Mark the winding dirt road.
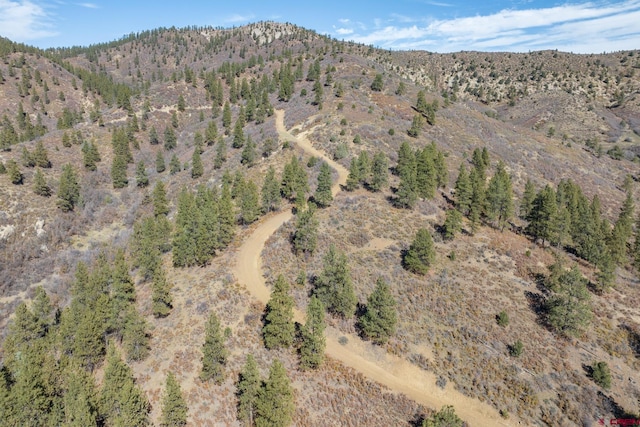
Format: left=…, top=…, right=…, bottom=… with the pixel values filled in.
left=232, top=110, right=514, bottom=427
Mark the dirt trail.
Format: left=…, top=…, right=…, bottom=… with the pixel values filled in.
left=232, top=110, right=514, bottom=427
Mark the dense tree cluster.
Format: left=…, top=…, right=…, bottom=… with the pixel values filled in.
left=395, top=141, right=447, bottom=209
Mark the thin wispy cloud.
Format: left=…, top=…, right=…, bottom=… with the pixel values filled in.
left=77, top=2, right=98, bottom=8
left=0, top=0, right=58, bottom=41
left=224, top=13, right=255, bottom=24
left=334, top=0, right=640, bottom=52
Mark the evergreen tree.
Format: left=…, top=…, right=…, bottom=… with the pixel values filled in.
left=359, top=278, right=397, bottom=345
left=395, top=155, right=418, bottom=209
left=404, top=228, right=436, bottom=275
left=423, top=405, right=463, bottom=427
left=169, top=154, right=181, bottom=174
left=256, top=359, right=295, bottom=427
left=122, top=307, right=149, bottom=362
left=442, top=208, right=462, bottom=240
left=546, top=266, right=592, bottom=337
left=152, top=265, right=172, bottom=317
left=240, top=179, right=261, bottom=225
left=153, top=181, right=169, bottom=217
left=370, top=73, right=384, bottom=91
left=111, top=154, right=129, bottom=189
left=415, top=147, right=436, bottom=199
left=6, top=159, right=23, bottom=185
left=454, top=163, right=472, bottom=215
left=263, top=275, right=295, bottom=349
left=149, top=126, right=160, bottom=145
left=293, top=204, right=319, bottom=257
left=233, top=118, right=245, bottom=148
left=241, top=135, right=257, bottom=166
left=32, top=140, right=50, bottom=168
left=370, top=152, right=389, bottom=192
left=315, top=244, right=357, bottom=318
left=214, top=137, right=227, bottom=169
left=63, top=365, right=99, bottom=427
left=200, top=312, right=228, bottom=383
left=237, top=354, right=260, bottom=426
left=485, top=161, right=514, bottom=231
left=519, top=178, right=536, bottom=219
left=345, top=157, right=361, bottom=191
left=33, top=168, right=51, bottom=197
left=164, top=126, right=177, bottom=151
left=526, top=185, right=558, bottom=246
left=160, top=372, right=187, bottom=427
left=191, top=147, right=203, bottom=178
left=156, top=150, right=166, bottom=173
left=110, top=249, right=135, bottom=336
left=135, top=161, right=149, bottom=187
left=299, top=296, right=326, bottom=370
left=634, top=212, right=640, bottom=273
left=205, top=121, right=218, bottom=145
left=57, top=163, right=80, bottom=211
left=218, top=183, right=236, bottom=247
left=261, top=166, right=281, bottom=213
left=100, top=346, right=150, bottom=427
left=222, top=102, right=232, bottom=135
left=407, top=114, right=423, bottom=138
left=314, top=161, right=333, bottom=207
left=82, top=141, right=101, bottom=171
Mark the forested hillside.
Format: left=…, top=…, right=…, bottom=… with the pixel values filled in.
left=1, top=22, right=639, bottom=426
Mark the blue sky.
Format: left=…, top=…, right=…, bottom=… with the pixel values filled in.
left=0, top=0, right=638, bottom=53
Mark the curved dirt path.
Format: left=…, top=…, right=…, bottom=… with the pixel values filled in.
left=232, top=110, right=514, bottom=427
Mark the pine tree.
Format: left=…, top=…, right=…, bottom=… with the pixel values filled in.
left=63, top=365, right=99, bottom=427
left=164, top=126, right=177, bottom=150
left=370, top=73, right=384, bottom=91
left=233, top=118, right=245, bottom=148
left=122, top=307, right=149, bottom=362
left=241, top=135, right=257, bottom=166
left=152, top=265, right=172, bottom=317
left=423, top=405, right=463, bottom=427
left=299, top=296, right=326, bottom=370
left=442, top=208, right=462, bottom=240
left=191, top=147, right=203, bottom=178
left=315, top=244, right=357, bottom=318
left=293, top=204, right=319, bottom=257
left=240, top=179, right=260, bottom=225
left=135, top=161, right=149, bottom=187
left=214, top=137, right=227, bottom=169
left=6, top=159, right=23, bottom=184
left=160, top=372, right=187, bottom=427
left=261, top=166, right=281, bottom=213
left=200, top=312, right=228, bottom=383
left=111, top=154, right=129, bottom=189
left=205, top=121, right=218, bottom=145
left=32, top=140, right=50, bottom=168
left=57, top=163, right=80, bottom=211
left=408, top=114, right=424, bottom=138
left=153, top=180, right=169, bottom=217
left=222, top=102, right=232, bottom=135
left=169, top=154, right=181, bottom=174
left=100, top=346, right=150, bottom=427
left=256, top=359, right=295, bottom=427
left=546, top=266, right=592, bottom=337
left=110, top=249, right=135, bottom=335
left=415, top=147, right=436, bottom=199
left=149, top=126, right=160, bottom=145
left=526, top=185, right=558, bottom=246
left=263, top=275, right=295, bottom=350
left=314, top=161, right=333, bottom=207
left=237, top=354, right=260, bottom=426
left=634, top=212, right=640, bottom=273
left=370, top=152, right=389, bottom=192
left=404, top=228, right=436, bottom=275
left=485, top=161, right=514, bottom=231
left=345, top=157, right=361, bottom=191
left=156, top=150, right=166, bottom=173
left=82, top=141, right=100, bottom=171
left=519, top=178, right=536, bottom=219
left=454, top=163, right=472, bottom=215
left=33, top=168, right=51, bottom=196
left=218, top=183, right=236, bottom=247
left=360, top=278, right=397, bottom=344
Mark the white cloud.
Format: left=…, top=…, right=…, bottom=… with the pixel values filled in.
left=77, top=2, right=98, bottom=8
left=335, top=27, right=353, bottom=35
left=0, top=0, right=58, bottom=41
left=334, top=0, right=640, bottom=53
left=224, top=13, right=255, bottom=24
